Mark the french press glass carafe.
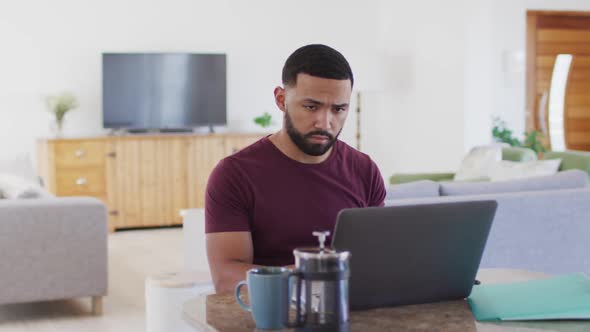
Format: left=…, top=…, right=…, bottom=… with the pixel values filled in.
left=288, top=231, right=351, bottom=330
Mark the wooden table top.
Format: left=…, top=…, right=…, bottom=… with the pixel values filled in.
left=182, top=268, right=590, bottom=331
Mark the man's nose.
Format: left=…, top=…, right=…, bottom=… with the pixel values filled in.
left=314, top=110, right=332, bottom=131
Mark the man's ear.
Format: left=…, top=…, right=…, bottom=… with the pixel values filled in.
left=274, top=86, right=286, bottom=113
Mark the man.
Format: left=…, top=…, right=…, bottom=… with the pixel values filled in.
left=205, top=44, right=386, bottom=293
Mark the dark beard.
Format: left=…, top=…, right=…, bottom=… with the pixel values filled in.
left=285, top=110, right=341, bottom=157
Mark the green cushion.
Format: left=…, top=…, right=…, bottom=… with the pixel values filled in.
left=390, top=172, right=455, bottom=185
left=502, top=147, right=537, bottom=162
left=542, top=150, right=590, bottom=177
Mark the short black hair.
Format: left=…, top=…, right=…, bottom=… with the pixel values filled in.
left=282, top=44, right=354, bottom=88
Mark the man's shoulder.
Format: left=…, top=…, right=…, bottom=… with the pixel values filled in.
left=226, top=136, right=272, bottom=164
left=334, top=140, right=382, bottom=179
left=232, top=136, right=271, bottom=157
left=215, top=136, right=272, bottom=173
left=335, top=139, right=374, bottom=165
left=335, top=140, right=385, bottom=205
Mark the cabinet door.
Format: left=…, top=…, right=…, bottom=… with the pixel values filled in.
left=52, top=139, right=107, bottom=204
left=56, top=167, right=106, bottom=196
left=54, top=141, right=105, bottom=167
left=187, top=136, right=226, bottom=208
left=38, top=139, right=107, bottom=197
left=106, top=138, right=188, bottom=229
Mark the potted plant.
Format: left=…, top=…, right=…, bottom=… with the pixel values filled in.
left=491, top=117, right=547, bottom=156
left=45, top=92, right=79, bottom=137
left=253, top=112, right=272, bottom=128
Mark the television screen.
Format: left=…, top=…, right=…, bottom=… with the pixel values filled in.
left=102, top=53, right=226, bottom=130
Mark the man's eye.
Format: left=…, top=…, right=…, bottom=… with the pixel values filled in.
left=304, top=105, right=316, bottom=111
left=334, top=107, right=346, bottom=113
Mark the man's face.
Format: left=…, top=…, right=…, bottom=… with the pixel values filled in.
left=275, top=73, right=352, bottom=156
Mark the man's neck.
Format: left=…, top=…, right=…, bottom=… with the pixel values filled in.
left=269, top=130, right=333, bottom=164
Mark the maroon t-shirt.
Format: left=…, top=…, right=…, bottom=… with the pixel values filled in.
left=205, top=136, right=386, bottom=266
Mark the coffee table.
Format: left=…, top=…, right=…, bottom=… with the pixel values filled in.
left=181, top=268, right=590, bottom=331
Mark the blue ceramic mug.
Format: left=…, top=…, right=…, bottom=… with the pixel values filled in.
left=235, top=267, right=297, bottom=329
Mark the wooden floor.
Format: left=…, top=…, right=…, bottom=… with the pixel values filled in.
left=0, top=228, right=199, bottom=332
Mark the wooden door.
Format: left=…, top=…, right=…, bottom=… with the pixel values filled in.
left=106, top=137, right=188, bottom=229
left=527, top=11, right=590, bottom=150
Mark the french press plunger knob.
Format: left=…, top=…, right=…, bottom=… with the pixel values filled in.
left=312, top=231, right=330, bottom=251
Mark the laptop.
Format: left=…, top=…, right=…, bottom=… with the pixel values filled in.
left=332, top=200, right=497, bottom=310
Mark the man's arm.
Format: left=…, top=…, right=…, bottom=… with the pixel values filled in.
left=206, top=231, right=258, bottom=294
left=368, top=158, right=387, bottom=207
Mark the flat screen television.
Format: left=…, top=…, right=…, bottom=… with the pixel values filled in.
left=102, top=53, right=226, bottom=131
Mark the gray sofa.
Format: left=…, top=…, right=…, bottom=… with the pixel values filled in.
left=385, top=170, right=590, bottom=276
left=0, top=197, right=108, bottom=314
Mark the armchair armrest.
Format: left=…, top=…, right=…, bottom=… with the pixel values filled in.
left=389, top=172, right=455, bottom=184
left=543, top=150, right=590, bottom=178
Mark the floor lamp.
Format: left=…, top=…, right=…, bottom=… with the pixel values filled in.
left=352, top=53, right=397, bottom=152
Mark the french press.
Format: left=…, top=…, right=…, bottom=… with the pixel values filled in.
left=287, top=231, right=351, bottom=330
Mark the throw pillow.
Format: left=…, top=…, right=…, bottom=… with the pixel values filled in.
left=489, top=159, right=562, bottom=182
left=0, top=173, right=53, bottom=199
left=454, top=145, right=503, bottom=181
left=0, top=154, right=39, bottom=185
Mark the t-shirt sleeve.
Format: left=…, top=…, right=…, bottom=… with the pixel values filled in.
left=367, top=158, right=386, bottom=207
left=205, top=158, right=252, bottom=233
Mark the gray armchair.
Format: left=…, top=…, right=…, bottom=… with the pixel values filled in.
left=0, top=197, right=108, bottom=314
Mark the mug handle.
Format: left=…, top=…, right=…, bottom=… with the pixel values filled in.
left=235, top=280, right=251, bottom=312
left=284, top=271, right=304, bottom=328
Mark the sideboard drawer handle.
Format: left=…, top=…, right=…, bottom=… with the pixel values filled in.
left=74, top=149, right=86, bottom=158
left=75, top=177, right=88, bottom=186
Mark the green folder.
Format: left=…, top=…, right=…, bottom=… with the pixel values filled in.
left=468, top=273, right=590, bottom=321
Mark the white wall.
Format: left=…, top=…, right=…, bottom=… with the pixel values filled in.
left=374, top=0, right=469, bottom=174
left=2, top=0, right=590, bottom=180
left=0, top=0, right=380, bottom=164
left=464, top=0, right=495, bottom=152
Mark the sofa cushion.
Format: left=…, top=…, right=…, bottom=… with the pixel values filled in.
left=454, top=145, right=502, bottom=181
left=440, top=170, right=588, bottom=196
left=386, top=180, right=440, bottom=200
left=384, top=188, right=590, bottom=275
left=489, top=159, right=562, bottom=182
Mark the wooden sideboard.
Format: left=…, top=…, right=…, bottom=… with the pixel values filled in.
left=37, top=133, right=264, bottom=231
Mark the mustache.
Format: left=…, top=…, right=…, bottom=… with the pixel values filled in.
left=304, top=131, right=334, bottom=140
